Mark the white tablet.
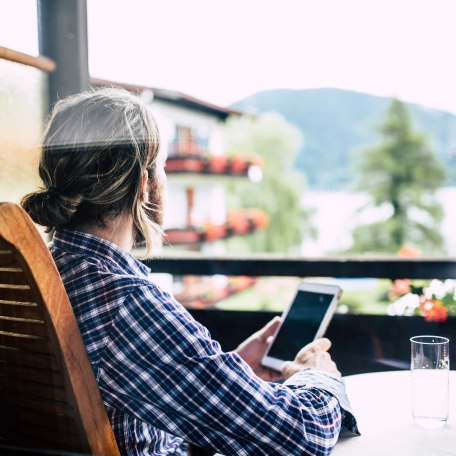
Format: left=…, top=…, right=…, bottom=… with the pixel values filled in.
left=261, top=282, right=342, bottom=371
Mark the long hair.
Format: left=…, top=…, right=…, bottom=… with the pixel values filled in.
left=21, top=87, right=163, bottom=257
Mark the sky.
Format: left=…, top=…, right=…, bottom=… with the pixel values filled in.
left=3, top=0, right=456, bottom=113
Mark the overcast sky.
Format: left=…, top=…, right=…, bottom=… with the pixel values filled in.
left=3, top=0, right=456, bottom=113
left=86, top=0, right=456, bottom=113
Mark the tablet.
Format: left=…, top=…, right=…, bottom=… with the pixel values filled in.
left=261, top=282, right=342, bottom=371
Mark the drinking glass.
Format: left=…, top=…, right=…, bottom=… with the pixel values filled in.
left=410, top=335, right=450, bottom=428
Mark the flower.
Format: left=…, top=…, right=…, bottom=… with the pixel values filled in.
left=390, top=279, right=411, bottom=296
left=387, top=293, right=419, bottom=316
left=397, top=244, right=421, bottom=258
left=389, top=246, right=454, bottom=322
left=419, top=297, right=449, bottom=323
left=388, top=278, right=455, bottom=322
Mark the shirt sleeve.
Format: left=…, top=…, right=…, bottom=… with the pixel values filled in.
left=284, top=369, right=360, bottom=435
left=98, top=284, right=357, bottom=456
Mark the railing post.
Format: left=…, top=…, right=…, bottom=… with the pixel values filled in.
left=37, top=0, right=90, bottom=111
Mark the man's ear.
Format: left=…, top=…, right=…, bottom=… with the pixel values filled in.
left=141, top=169, right=149, bottom=202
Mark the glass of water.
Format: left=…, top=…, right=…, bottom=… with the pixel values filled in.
left=410, top=335, right=450, bottom=428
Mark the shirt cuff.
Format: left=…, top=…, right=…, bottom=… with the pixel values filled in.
left=284, top=368, right=360, bottom=435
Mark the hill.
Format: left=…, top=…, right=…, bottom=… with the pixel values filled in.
left=232, top=88, right=456, bottom=190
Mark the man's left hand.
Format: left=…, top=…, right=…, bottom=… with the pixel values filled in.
left=236, top=316, right=282, bottom=382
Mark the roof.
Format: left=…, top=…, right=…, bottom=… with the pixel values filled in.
left=91, top=77, right=244, bottom=120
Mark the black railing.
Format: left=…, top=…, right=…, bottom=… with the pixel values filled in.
left=142, top=256, right=456, bottom=375
left=144, top=256, right=456, bottom=279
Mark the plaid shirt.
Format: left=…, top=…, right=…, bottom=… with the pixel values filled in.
left=50, top=229, right=358, bottom=456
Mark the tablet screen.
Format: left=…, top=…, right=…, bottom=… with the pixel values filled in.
left=267, top=290, right=335, bottom=361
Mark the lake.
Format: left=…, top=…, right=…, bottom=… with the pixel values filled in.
left=301, top=187, right=456, bottom=256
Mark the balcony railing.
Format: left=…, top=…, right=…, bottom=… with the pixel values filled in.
left=143, top=256, right=456, bottom=375
left=144, top=255, right=456, bottom=280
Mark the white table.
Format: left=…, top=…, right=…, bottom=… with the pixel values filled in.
left=333, top=371, right=456, bottom=455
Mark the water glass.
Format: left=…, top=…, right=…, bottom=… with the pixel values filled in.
left=410, top=335, right=450, bottom=428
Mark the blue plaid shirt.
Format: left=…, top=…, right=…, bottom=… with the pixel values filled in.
left=50, top=229, right=358, bottom=456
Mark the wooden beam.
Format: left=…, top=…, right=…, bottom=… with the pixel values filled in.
left=0, top=46, right=56, bottom=72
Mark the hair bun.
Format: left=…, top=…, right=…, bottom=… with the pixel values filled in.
left=40, top=187, right=59, bottom=202
left=21, top=188, right=81, bottom=230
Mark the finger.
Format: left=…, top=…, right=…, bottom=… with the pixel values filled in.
left=316, top=351, right=331, bottom=361
left=258, top=316, right=282, bottom=341
left=300, top=337, right=331, bottom=353
left=314, top=353, right=341, bottom=377
left=280, top=361, right=297, bottom=378
left=327, top=361, right=341, bottom=377
left=311, top=337, right=332, bottom=351
left=296, top=348, right=330, bottom=365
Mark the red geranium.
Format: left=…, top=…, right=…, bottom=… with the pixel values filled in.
left=390, top=279, right=412, bottom=296
left=419, top=297, right=449, bottom=322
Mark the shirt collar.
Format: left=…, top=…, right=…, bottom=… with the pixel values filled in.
left=52, top=229, right=151, bottom=277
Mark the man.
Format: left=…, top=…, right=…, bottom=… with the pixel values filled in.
left=22, top=88, right=358, bottom=455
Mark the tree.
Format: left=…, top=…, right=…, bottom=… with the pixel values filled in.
left=350, top=99, right=447, bottom=254
left=223, top=112, right=314, bottom=253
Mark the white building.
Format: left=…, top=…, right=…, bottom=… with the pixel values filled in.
left=93, top=79, right=266, bottom=307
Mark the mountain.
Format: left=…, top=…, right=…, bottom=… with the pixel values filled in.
left=231, top=88, right=456, bottom=190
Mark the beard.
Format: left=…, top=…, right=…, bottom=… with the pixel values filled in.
left=146, top=178, right=164, bottom=227
left=134, top=176, right=165, bottom=247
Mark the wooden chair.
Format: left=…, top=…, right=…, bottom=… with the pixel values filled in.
left=0, top=202, right=120, bottom=455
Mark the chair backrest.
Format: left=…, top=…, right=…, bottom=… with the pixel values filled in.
left=0, top=202, right=120, bottom=455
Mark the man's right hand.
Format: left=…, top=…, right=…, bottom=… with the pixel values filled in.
left=281, top=338, right=341, bottom=379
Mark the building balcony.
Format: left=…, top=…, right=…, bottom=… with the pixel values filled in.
left=164, top=209, right=269, bottom=245
left=165, top=154, right=262, bottom=180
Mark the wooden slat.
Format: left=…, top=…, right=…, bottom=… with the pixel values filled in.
left=0, top=403, right=79, bottom=437
left=0, top=345, right=60, bottom=370
left=0, top=255, right=19, bottom=268
left=0, top=361, right=63, bottom=387
left=0, top=284, right=30, bottom=290
left=1, top=404, right=78, bottom=434
left=1, top=393, right=74, bottom=418
left=1, top=424, right=82, bottom=453
left=0, top=301, right=42, bottom=319
left=0, top=432, right=65, bottom=453
left=0, top=317, right=47, bottom=338
left=0, top=375, right=67, bottom=402
left=0, top=244, right=15, bottom=268
left=1, top=412, right=79, bottom=438
left=1, top=436, right=80, bottom=454
left=0, top=314, right=44, bottom=325
left=0, top=331, right=53, bottom=354
left=0, top=286, right=37, bottom=303
left=0, top=269, right=28, bottom=285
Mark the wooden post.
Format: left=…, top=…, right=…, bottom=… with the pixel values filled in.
left=37, top=0, right=90, bottom=110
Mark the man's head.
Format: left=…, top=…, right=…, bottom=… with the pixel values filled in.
left=22, top=87, right=164, bottom=256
